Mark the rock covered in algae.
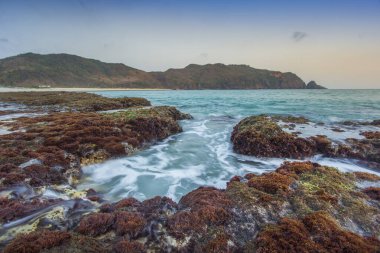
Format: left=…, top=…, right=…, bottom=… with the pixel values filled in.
left=3, top=230, right=110, bottom=253
left=0, top=92, right=194, bottom=252
left=226, top=162, right=380, bottom=240
left=0, top=106, right=190, bottom=190
left=231, top=115, right=315, bottom=158
left=231, top=115, right=380, bottom=168
left=1, top=96, right=379, bottom=252
left=4, top=162, right=378, bottom=252
left=251, top=211, right=380, bottom=253
left=0, top=91, right=151, bottom=112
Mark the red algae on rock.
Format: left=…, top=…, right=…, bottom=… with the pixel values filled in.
left=1, top=94, right=380, bottom=253
left=0, top=106, right=189, bottom=190
left=0, top=197, right=60, bottom=223
left=227, top=162, right=380, bottom=242
left=76, top=212, right=115, bottom=236
left=361, top=131, right=380, bottom=139
left=166, top=186, right=232, bottom=248
left=247, top=172, right=295, bottom=195
left=363, top=187, right=380, bottom=201
left=76, top=204, right=147, bottom=239
left=114, top=240, right=146, bottom=253
left=2, top=162, right=380, bottom=252
left=231, top=115, right=315, bottom=159
left=0, top=91, right=151, bottom=112
left=253, top=212, right=380, bottom=253
left=114, top=197, right=141, bottom=209
left=3, top=230, right=71, bottom=253
left=178, top=186, right=232, bottom=226
left=254, top=217, right=319, bottom=253
left=0, top=92, right=198, bottom=252
left=114, top=211, right=146, bottom=237
left=231, top=115, right=380, bottom=168
left=200, top=233, right=232, bottom=253
left=179, top=186, right=231, bottom=209
left=275, top=161, right=316, bottom=178
left=353, top=171, right=380, bottom=181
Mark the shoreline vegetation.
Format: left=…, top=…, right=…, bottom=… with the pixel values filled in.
left=1, top=91, right=379, bottom=252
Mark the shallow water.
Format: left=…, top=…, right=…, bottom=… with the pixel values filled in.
left=78, top=89, right=380, bottom=202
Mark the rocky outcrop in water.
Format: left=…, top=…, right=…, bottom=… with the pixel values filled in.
left=0, top=91, right=151, bottom=112
left=0, top=92, right=191, bottom=189
left=231, top=115, right=315, bottom=159
left=0, top=106, right=189, bottom=187
left=231, top=115, right=380, bottom=169
left=0, top=92, right=193, bottom=250
left=306, top=80, right=326, bottom=89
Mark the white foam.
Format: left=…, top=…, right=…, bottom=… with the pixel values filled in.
left=311, top=156, right=380, bottom=176
left=0, top=128, right=11, bottom=135
left=42, top=189, right=69, bottom=200
left=0, top=102, right=26, bottom=111
left=0, top=112, right=46, bottom=121
left=19, top=159, right=42, bottom=169
left=280, top=121, right=379, bottom=143
left=79, top=114, right=380, bottom=202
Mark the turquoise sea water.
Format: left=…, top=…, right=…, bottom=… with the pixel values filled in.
left=78, top=89, right=380, bottom=202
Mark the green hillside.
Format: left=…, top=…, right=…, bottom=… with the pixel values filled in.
left=0, top=53, right=325, bottom=89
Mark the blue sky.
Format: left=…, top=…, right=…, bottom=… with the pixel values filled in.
left=0, top=0, right=380, bottom=88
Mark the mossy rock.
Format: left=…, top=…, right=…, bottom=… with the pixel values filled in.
left=231, top=115, right=315, bottom=158
left=0, top=92, right=151, bottom=112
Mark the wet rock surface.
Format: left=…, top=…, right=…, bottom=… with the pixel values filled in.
left=0, top=92, right=151, bottom=112
left=2, top=161, right=380, bottom=252
left=231, top=115, right=380, bottom=169
left=0, top=106, right=188, bottom=189
left=231, top=115, right=316, bottom=159
left=0, top=92, right=192, bottom=251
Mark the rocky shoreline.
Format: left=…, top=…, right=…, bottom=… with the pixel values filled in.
left=0, top=92, right=379, bottom=253
left=232, top=115, right=380, bottom=170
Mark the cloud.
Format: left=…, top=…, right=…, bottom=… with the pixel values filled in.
left=0, top=38, right=9, bottom=43
left=200, top=53, right=208, bottom=59
left=292, top=32, right=307, bottom=42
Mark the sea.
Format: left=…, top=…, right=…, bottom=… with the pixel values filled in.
left=77, top=89, right=380, bottom=202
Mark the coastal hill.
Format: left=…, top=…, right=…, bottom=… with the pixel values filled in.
left=151, top=63, right=310, bottom=89
left=0, top=53, right=326, bottom=89
left=0, top=53, right=160, bottom=88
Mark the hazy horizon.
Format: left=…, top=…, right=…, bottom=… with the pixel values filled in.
left=1, top=0, right=380, bottom=89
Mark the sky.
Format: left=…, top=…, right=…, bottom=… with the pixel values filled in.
left=0, top=0, right=380, bottom=88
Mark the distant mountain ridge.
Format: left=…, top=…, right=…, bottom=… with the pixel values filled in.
left=0, top=53, right=326, bottom=89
